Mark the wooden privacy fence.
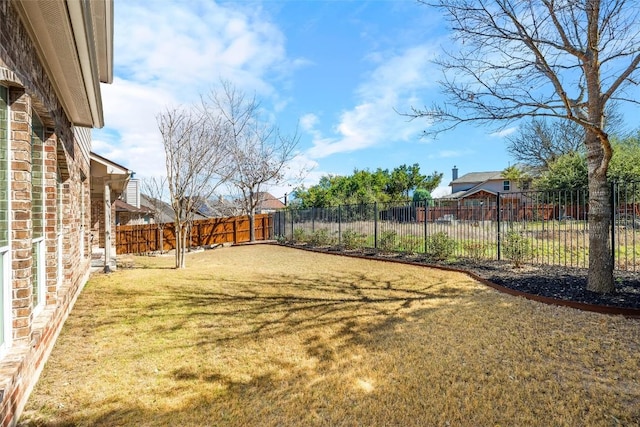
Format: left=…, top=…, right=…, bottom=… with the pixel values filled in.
left=115, top=214, right=273, bottom=255
left=420, top=204, right=588, bottom=222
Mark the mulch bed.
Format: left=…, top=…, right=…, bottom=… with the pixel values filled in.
left=284, top=243, right=640, bottom=313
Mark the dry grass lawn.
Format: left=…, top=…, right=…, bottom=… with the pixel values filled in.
left=19, top=244, right=640, bottom=426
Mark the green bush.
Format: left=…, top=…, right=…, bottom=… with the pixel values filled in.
left=401, top=235, right=423, bottom=254
left=293, top=228, right=308, bottom=243
left=309, top=228, right=333, bottom=246
left=463, top=241, right=489, bottom=262
left=426, top=232, right=456, bottom=261
left=379, top=230, right=398, bottom=252
left=502, top=230, right=532, bottom=267
left=341, top=229, right=366, bottom=250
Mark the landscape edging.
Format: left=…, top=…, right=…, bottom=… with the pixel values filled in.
left=271, top=243, right=640, bottom=318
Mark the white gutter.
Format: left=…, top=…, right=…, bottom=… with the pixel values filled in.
left=66, top=0, right=104, bottom=128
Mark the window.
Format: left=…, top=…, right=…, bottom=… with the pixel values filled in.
left=32, top=113, right=45, bottom=314
left=0, top=86, right=10, bottom=349
left=503, top=180, right=511, bottom=191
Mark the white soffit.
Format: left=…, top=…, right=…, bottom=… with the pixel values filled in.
left=14, top=0, right=113, bottom=128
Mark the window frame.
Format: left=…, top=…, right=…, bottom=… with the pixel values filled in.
left=31, top=112, right=46, bottom=315
left=0, top=86, right=11, bottom=351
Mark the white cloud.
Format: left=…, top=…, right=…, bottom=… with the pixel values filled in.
left=300, top=113, right=320, bottom=133
left=305, top=44, right=439, bottom=159
left=490, top=126, right=518, bottom=138
left=427, top=149, right=475, bottom=159
left=113, top=1, right=291, bottom=96
left=431, top=185, right=452, bottom=198
left=96, top=0, right=301, bottom=178
left=93, top=78, right=173, bottom=176
left=264, top=153, right=320, bottom=199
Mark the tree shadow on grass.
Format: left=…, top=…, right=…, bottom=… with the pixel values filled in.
left=20, top=269, right=488, bottom=427
left=141, top=270, right=478, bottom=346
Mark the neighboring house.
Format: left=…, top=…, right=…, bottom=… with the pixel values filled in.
left=200, top=196, right=243, bottom=218
left=115, top=199, right=152, bottom=226
left=0, top=1, right=113, bottom=425
left=255, top=192, right=285, bottom=213
left=116, top=179, right=152, bottom=226
left=140, top=193, right=175, bottom=224
left=431, top=166, right=541, bottom=222
left=139, top=194, right=210, bottom=224
left=442, top=166, right=531, bottom=207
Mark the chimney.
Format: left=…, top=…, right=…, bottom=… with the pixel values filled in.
left=452, top=165, right=459, bottom=181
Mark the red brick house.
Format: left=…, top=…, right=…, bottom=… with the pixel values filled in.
left=0, top=1, right=113, bottom=425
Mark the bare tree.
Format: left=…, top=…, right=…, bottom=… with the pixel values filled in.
left=158, top=106, right=230, bottom=268
left=508, top=108, right=625, bottom=168
left=409, top=0, right=640, bottom=293
left=141, top=176, right=169, bottom=253
left=208, top=81, right=299, bottom=242
left=507, top=118, right=584, bottom=168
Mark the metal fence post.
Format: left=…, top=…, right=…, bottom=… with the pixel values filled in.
left=424, top=201, right=428, bottom=254
left=338, top=205, right=342, bottom=245
left=290, top=209, right=294, bottom=239
left=497, top=192, right=501, bottom=261
left=374, top=202, right=378, bottom=250
left=611, top=181, right=616, bottom=268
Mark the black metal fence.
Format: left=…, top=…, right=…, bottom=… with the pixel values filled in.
left=274, top=183, right=640, bottom=271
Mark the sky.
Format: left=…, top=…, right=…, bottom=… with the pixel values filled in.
left=92, top=0, right=640, bottom=200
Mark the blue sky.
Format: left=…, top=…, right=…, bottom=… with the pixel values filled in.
left=92, top=0, right=640, bottom=199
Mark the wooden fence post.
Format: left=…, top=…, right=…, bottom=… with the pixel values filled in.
left=233, top=217, right=238, bottom=244
left=262, top=215, right=267, bottom=240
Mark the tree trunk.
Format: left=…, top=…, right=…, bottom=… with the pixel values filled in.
left=158, top=225, right=164, bottom=254
left=249, top=208, right=256, bottom=242
left=586, top=133, right=615, bottom=293
left=175, top=222, right=183, bottom=269
left=180, top=226, right=187, bottom=269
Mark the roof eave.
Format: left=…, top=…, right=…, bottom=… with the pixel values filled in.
left=14, top=0, right=113, bottom=128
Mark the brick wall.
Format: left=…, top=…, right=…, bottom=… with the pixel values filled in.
left=9, top=88, right=31, bottom=343
left=0, top=1, right=93, bottom=425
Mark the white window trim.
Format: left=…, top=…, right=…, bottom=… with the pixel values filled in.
left=32, top=236, right=45, bottom=316
left=57, top=234, right=63, bottom=288
left=0, top=247, right=10, bottom=354
left=32, top=113, right=46, bottom=315
left=0, top=86, right=12, bottom=353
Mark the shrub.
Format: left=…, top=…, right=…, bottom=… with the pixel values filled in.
left=379, top=230, right=398, bottom=252
left=400, top=236, right=423, bottom=254
left=293, top=228, right=308, bottom=243
left=341, top=229, right=366, bottom=250
left=309, top=228, right=333, bottom=246
left=502, top=230, right=532, bottom=267
left=463, top=241, right=489, bottom=262
left=426, top=231, right=456, bottom=261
